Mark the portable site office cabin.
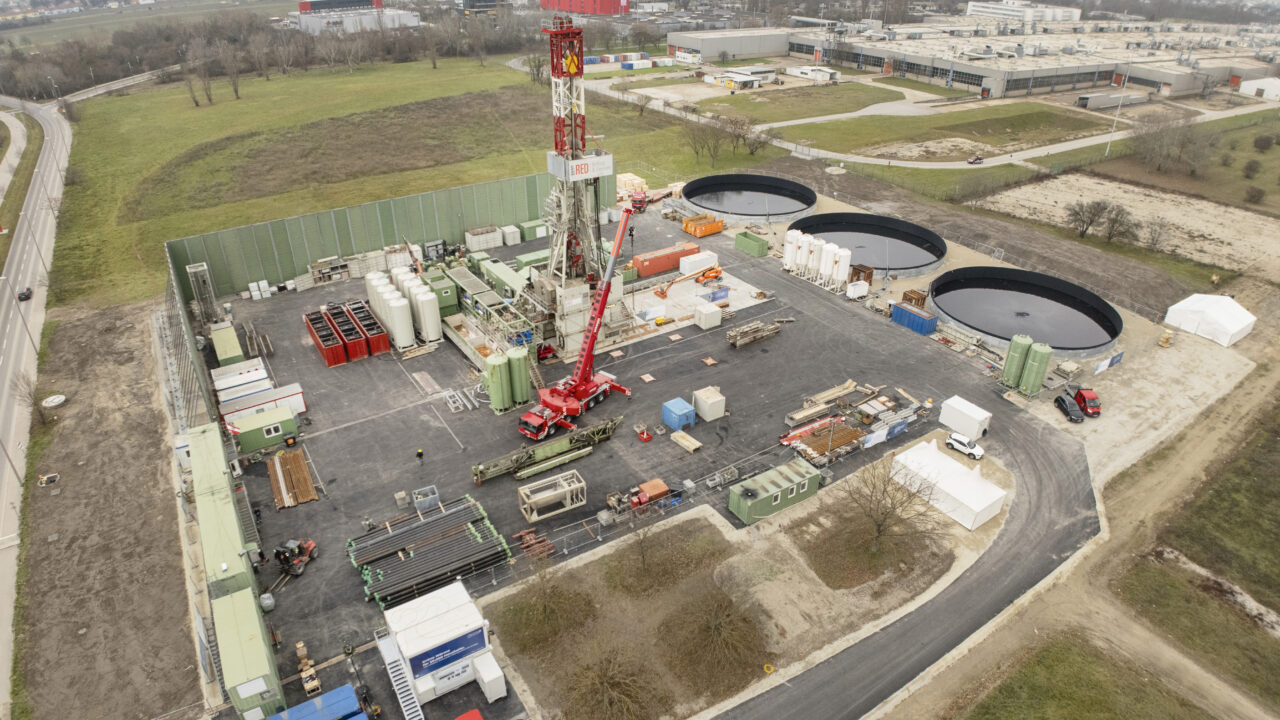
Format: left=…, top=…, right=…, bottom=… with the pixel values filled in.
left=728, top=458, right=821, bottom=525
left=219, top=383, right=307, bottom=424
left=190, top=424, right=257, bottom=600
left=210, top=322, right=246, bottom=367
left=213, top=588, right=286, bottom=720
left=232, top=407, right=297, bottom=455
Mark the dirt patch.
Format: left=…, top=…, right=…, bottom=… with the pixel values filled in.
left=863, top=137, right=990, bottom=162
left=1172, top=91, right=1261, bottom=112
left=16, top=302, right=201, bottom=720
left=971, top=173, right=1280, bottom=277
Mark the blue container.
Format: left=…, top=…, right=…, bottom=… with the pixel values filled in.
left=662, top=398, right=696, bottom=431
left=701, top=287, right=730, bottom=303
left=887, top=419, right=909, bottom=439
left=584, top=56, right=600, bottom=64
left=640, top=51, right=650, bottom=59
left=890, top=303, right=938, bottom=336
left=269, top=684, right=364, bottom=720
left=621, top=61, right=636, bottom=70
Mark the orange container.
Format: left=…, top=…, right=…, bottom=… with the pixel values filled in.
left=638, top=479, right=670, bottom=502
left=634, top=242, right=701, bottom=277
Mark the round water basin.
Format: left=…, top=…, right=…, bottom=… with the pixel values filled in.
left=789, top=213, right=946, bottom=277
left=929, top=267, right=1122, bottom=354
left=682, top=174, right=817, bottom=218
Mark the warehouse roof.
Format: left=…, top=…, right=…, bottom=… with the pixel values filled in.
left=670, top=27, right=789, bottom=40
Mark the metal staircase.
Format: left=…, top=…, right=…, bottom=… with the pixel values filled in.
left=204, top=617, right=230, bottom=703
left=528, top=358, right=546, bottom=390
left=231, top=480, right=261, bottom=550
left=375, top=628, right=425, bottom=720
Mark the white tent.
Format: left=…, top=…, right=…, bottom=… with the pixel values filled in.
left=1164, top=294, right=1256, bottom=347
left=892, top=440, right=1007, bottom=531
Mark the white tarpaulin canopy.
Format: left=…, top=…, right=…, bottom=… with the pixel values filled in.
left=1164, top=294, right=1256, bottom=347
left=892, top=440, right=1007, bottom=531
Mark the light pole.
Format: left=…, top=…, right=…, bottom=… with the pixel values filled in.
left=0, top=276, right=40, bottom=354
left=1104, top=60, right=1131, bottom=157
left=46, top=75, right=59, bottom=100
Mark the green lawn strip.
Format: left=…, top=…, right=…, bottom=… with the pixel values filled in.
left=56, top=60, right=779, bottom=307
left=0, top=114, right=43, bottom=276
left=612, top=76, right=701, bottom=92
left=965, top=632, right=1214, bottom=720
left=584, top=65, right=682, bottom=79
left=873, top=76, right=973, bottom=97
left=9, top=319, right=60, bottom=720
left=1, top=0, right=298, bottom=48
left=781, top=102, right=1108, bottom=156
left=1159, top=407, right=1280, bottom=611
left=964, top=204, right=1231, bottom=291
left=710, top=57, right=773, bottom=67
left=1113, top=560, right=1280, bottom=710
left=844, top=162, right=1039, bottom=202
left=697, top=82, right=904, bottom=124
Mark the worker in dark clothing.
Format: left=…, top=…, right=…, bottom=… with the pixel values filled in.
left=628, top=225, right=635, bottom=255
left=416, top=449, right=424, bottom=463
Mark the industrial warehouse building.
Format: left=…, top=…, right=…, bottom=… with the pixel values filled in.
left=965, top=0, right=1081, bottom=24
left=290, top=7, right=420, bottom=35
left=664, top=21, right=1277, bottom=98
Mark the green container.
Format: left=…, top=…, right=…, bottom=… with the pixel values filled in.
left=1018, top=342, right=1053, bottom=397
left=621, top=265, right=638, bottom=282
left=1001, top=334, right=1033, bottom=388
left=428, top=278, right=458, bottom=315
left=516, top=249, right=551, bottom=271
left=735, top=231, right=769, bottom=258
left=467, top=252, right=491, bottom=275
left=507, top=346, right=531, bottom=405
left=486, top=352, right=511, bottom=412
left=519, top=220, right=546, bottom=241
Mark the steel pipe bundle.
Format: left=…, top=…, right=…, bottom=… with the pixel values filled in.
left=347, top=498, right=478, bottom=568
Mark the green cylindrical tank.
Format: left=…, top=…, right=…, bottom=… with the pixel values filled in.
left=1001, top=334, right=1034, bottom=388
left=507, top=346, right=531, bottom=405
left=1018, top=342, right=1053, bottom=396
left=486, top=353, right=511, bottom=411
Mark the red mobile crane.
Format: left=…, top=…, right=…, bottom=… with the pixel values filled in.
left=518, top=210, right=634, bottom=440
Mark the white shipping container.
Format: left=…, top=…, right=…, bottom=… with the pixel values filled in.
left=217, top=378, right=273, bottom=404
left=500, top=225, right=521, bottom=246
left=939, top=396, right=992, bottom=439
left=220, top=383, right=307, bottom=423
left=679, top=250, right=719, bottom=276
left=211, top=358, right=267, bottom=391
left=694, top=303, right=722, bottom=330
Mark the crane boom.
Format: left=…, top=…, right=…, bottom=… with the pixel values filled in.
left=570, top=207, right=632, bottom=387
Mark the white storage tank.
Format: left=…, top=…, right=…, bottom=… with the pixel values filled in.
left=377, top=288, right=401, bottom=328
left=834, top=247, right=852, bottom=288
left=818, top=242, right=837, bottom=280
left=390, top=266, right=413, bottom=295
left=782, top=234, right=797, bottom=271
left=365, top=271, right=387, bottom=300
left=388, top=297, right=415, bottom=350
left=806, top=236, right=822, bottom=276
left=421, top=290, right=442, bottom=342
left=407, top=284, right=429, bottom=335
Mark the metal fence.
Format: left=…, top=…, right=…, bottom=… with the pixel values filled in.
left=156, top=257, right=217, bottom=433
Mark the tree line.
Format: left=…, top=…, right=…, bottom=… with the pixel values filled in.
left=0, top=8, right=553, bottom=102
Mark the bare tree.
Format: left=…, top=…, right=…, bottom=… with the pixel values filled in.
left=465, top=17, right=489, bottom=66
left=682, top=122, right=707, bottom=160
left=1132, top=118, right=1218, bottom=176
left=1143, top=217, right=1172, bottom=250
left=668, top=580, right=767, bottom=679
left=628, top=22, right=658, bottom=53
left=423, top=25, right=440, bottom=70
left=629, top=517, right=657, bottom=571
left=745, top=128, right=776, bottom=155
left=1065, top=199, right=1112, bottom=237
left=342, top=33, right=367, bottom=73
left=317, top=33, right=342, bottom=69
left=216, top=40, right=242, bottom=100
left=188, top=37, right=214, bottom=104
left=275, top=32, right=299, bottom=75
left=704, top=123, right=728, bottom=168
left=11, top=373, right=45, bottom=425
left=1101, top=204, right=1139, bottom=243
left=248, top=32, right=272, bottom=80
left=838, top=456, right=938, bottom=554
left=566, top=641, right=654, bottom=720
left=182, top=66, right=200, bottom=107
left=584, top=20, right=616, bottom=51
left=525, top=53, right=547, bottom=84
left=720, top=115, right=752, bottom=153
left=718, top=49, right=730, bottom=64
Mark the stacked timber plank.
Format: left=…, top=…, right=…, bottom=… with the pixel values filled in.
left=347, top=497, right=509, bottom=610
left=794, top=422, right=865, bottom=463
left=266, top=449, right=318, bottom=510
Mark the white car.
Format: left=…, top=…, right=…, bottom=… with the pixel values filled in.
left=946, top=432, right=984, bottom=460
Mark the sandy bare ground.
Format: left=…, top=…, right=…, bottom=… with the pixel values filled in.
left=878, top=275, right=1280, bottom=720
left=972, top=174, right=1280, bottom=277
left=16, top=303, right=201, bottom=720
left=862, top=137, right=991, bottom=161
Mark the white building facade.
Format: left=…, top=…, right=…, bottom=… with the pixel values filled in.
left=965, top=0, right=1081, bottom=23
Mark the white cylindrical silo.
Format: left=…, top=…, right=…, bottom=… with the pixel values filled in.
left=796, top=235, right=811, bottom=276
left=377, top=288, right=400, bottom=328
left=406, top=284, right=428, bottom=336
left=818, top=242, right=835, bottom=280
left=364, top=271, right=387, bottom=300
left=786, top=228, right=803, bottom=244
left=835, top=247, right=852, bottom=289
left=421, top=290, right=442, bottom=342
left=388, top=297, right=415, bottom=350
left=806, top=235, right=822, bottom=276
left=390, top=266, right=412, bottom=295
left=782, top=233, right=797, bottom=271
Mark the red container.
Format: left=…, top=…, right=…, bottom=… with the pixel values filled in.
left=634, top=242, right=700, bottom=278
left=325, top=305, right=369, bottom=361
left=304, top=311, right=346, bottom=368
left=346, top=301, right=391, bottom=356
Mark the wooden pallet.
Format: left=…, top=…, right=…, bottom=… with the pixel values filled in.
left=267, top=449, right=319, bottom=510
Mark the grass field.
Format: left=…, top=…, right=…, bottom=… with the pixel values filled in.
left=1114, top=561, right=1280, bottom=710
left=0, top=114, right=40, bottom=275
left=584, top=65, right=681, bottom=79
left=710, top=57, right=774, bottom=67
left=845, top=162, right=1039, bottom=201
left=1091, top=115, right=1280, bottom=215
left=0, top=0, right=297, bottom=48
left=1159, top=405, right=1280, bottom=613
left=781, top=102, right=1110, bottom=156
left=873, top=76, right=973, bottom=98
left=696, top=82, right=904, bottom=124
left=965, top=634, right=1213, bottom=720
left=57, top=58, right=781, bottom=306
